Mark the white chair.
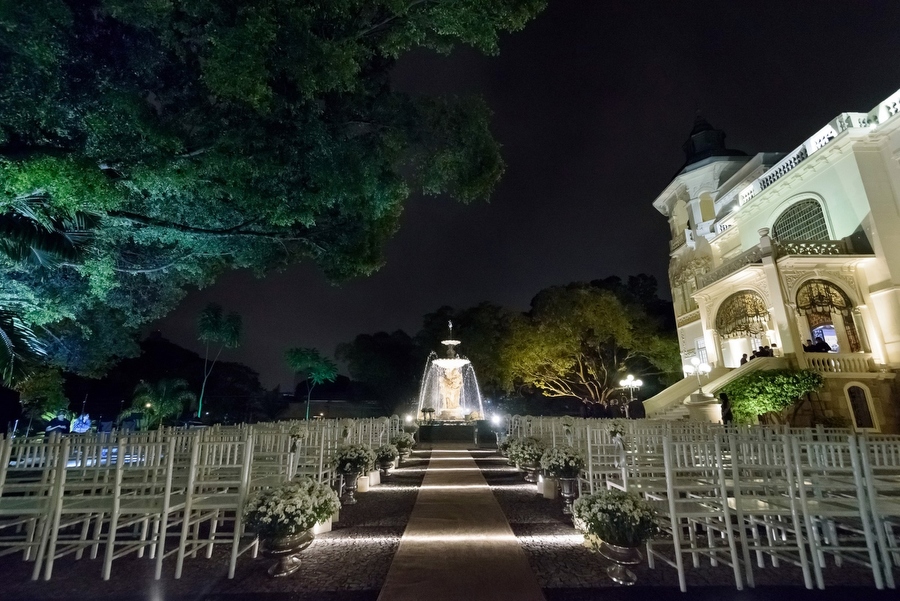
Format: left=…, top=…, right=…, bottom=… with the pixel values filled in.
left=174, top=433, right=256, bottom=579
left=646, top=436, right=743, bottom=591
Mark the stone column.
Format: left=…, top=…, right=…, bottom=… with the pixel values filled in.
left=831, top=311, right=852, bottom=353
left=758, top=228, right=799, bottom=355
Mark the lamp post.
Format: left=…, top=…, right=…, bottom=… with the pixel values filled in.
left=683, top=357, right=712, bottom=394
left=618, top=374, right=643, bottom=402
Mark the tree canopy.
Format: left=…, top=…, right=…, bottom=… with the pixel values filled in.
left=497, top=279, right=680, bottom=403
left=0, top=0, right=545, bottom=376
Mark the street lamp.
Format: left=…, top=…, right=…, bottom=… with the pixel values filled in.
left=618, top=374, right=643, bottom=402
left=683, top=356, right=712, bottom=393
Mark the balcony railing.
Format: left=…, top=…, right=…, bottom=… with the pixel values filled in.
left=670, top=231, right=686, bottom=251
left=697, top=246, right=764, bottom=289
left=803, top=352, right=875, bottom=374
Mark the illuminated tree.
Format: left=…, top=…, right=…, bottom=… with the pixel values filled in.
left=498, top=283, right=680, bottom=404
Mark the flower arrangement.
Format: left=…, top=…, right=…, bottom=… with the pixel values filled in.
left=498, top=436, right=518, bottom=457
left=572, top=489, right=659, bottom=549
left=540, top=445, right=585, bottom=478
left=331, top=443, right=376, bottom=475
left=244, top=478, right=340, bottom=538
left=390, top=432, right=416, bottom=451
left=509, top=437, right=545, bottom=466
left=375, top=444, right=399, bottom=463
left=289, top=423, right=309, bottom=441
left=605, top=419, right=629, bottom=439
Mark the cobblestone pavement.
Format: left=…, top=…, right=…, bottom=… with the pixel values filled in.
left=2, top=446, right=898, bottom=601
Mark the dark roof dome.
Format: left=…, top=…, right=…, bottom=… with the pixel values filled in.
left=679, top=114, right=747, bottom=172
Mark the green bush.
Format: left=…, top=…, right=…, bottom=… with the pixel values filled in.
left=719, top=369, right=823, bottom=424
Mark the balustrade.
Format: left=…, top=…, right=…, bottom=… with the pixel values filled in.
left=803, top=352, right=874, bottom=374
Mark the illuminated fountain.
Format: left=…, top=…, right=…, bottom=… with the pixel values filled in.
left=417, top=321, right=484, bottom=421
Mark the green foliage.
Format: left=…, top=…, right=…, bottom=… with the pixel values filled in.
left=196, top=302, right=242, bottom=417
left=719, top=369, right=824, bottom=424
left=285, top=346, right=338, bottom=420
left=0, top=0, right=545, bottom=375
left=0, top=310, right=46, bottom=385
left=131, top=378, right=195, bottom=429
left=15, top=366, right=68, bottom=421
left=498, top=281, right=680, bottom=403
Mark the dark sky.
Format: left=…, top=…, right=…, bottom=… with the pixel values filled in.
left=156, top=1, right=900, bottom=389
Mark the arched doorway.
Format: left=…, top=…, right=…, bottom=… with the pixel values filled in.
left=715, top=291, right=771, bottom=366
left=795, top=279, right=860, bottom=353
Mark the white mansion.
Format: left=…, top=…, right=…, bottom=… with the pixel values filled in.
left=645, top=87, right=900, bottom=433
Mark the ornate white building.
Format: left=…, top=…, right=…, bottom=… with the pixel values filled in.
left=646, top=88, right=900, bottom=432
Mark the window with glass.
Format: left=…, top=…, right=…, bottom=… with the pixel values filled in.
left=846, top=385, right=875, bottom=430
left=772, top=199, right=829, bottom=241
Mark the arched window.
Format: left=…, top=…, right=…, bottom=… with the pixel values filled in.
left=845, top=385, right=877, bottom=431
left=715, top=291, right=769, bottom=339
left=772, top=199, right=828, bottom=241
left=795, top=279, right=860, bottom=352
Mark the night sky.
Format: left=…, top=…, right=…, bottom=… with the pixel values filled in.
left=156, top=1, right=900, bottom=390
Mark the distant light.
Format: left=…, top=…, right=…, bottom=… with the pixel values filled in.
left=491, top=414, right=501, bottom=425
left=145, top=402, right=152, bottom=409
left=404, top=414, right=413, bottom=423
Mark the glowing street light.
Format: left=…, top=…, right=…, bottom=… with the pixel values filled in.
left=683, top=356, right=712, bottom=393
left=618, top=375, right=643, bottom=402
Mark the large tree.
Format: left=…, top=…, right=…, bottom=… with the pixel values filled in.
left=498, top=282, right=680, bottom=404
left=0, top=0, right=545, bottom=375
left=285, top=346, right=338, bottom=420
left=336, top=329, right=420, bottom=411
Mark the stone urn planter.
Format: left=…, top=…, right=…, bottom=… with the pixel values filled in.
left=523, top=460, right=540, bottom=483
left=558, top=477, right=579, bottom=514
left=378, top=458, right=394, bottom=477
left=341, top=472, right=360, bottom=505
left=261, top=530, right=315, bottom=578
left=598, top=540, right=642, bottom=586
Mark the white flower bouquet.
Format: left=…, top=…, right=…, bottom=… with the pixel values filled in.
left=572, top=489, right=659, bottom=548
left=606, top=419, right=629, bottom=439
left=390, top=432, right=416, bottom=451
left=244, top=478, right=340, bottom=538
left=540, top=445, right=585, bottom=478
left=289, top=423, right=309, bottom=441
left=509, top=437, right=545, bottom=466
left=331, top=443, right=376, bottom=475
left=498, top=436, right=519, bottom=457
left=375, top=443, right=399, bottom=463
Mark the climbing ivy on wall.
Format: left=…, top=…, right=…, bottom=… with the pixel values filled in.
left=719, top=369, right=824, bottom=424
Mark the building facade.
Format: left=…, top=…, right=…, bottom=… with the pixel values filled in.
left=651, top=88, right=900, bottom=432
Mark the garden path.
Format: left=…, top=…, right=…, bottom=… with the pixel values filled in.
left=377, top=444, right=545, bottom=601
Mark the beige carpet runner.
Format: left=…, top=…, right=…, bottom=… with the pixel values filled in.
left=377, top=445, right=545, bottom=601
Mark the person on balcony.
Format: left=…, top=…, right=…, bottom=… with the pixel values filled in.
left=813, top=336, right=831, bottom=352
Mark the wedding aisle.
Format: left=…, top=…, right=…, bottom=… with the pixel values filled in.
left=377, top=444, right=545, bottom=601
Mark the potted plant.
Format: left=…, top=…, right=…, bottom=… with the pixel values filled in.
left=572, top=489, right=659, bottom=585
left=512, top=437, right=545, bottom=483
left=540, top=446, right=585, bottom=513
left=331, top=443, right=376, bottom=505
left=498, top=436, right=517, bottom=459
left=244, top=478, right=340, bottom=577
left=390, top=432, right=416, bottom=461
left=375, top=443, right=399, bottom=477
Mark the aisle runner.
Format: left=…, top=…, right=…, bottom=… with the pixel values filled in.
left=377, top=446, right=545, bottom=601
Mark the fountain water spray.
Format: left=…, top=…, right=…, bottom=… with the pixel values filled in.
left=416, top=321, right=485, bottom=420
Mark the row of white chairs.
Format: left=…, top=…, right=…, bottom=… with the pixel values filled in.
left=503, top=417, right=899, bottom=591
left=0, top=416, right=404, bottom=581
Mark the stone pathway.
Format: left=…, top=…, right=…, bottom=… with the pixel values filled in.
left=377, top=445, right=544, bottom=601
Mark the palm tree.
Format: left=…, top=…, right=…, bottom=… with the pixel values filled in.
left=132, top=379, right=196, bottom=430
left=0, top=197, right=96, bottom=267
left=196, top=303, right=242, bottom=418
left=285, top=347, right=338, bottom=421
left=0, top=310, right=46, bottom=386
